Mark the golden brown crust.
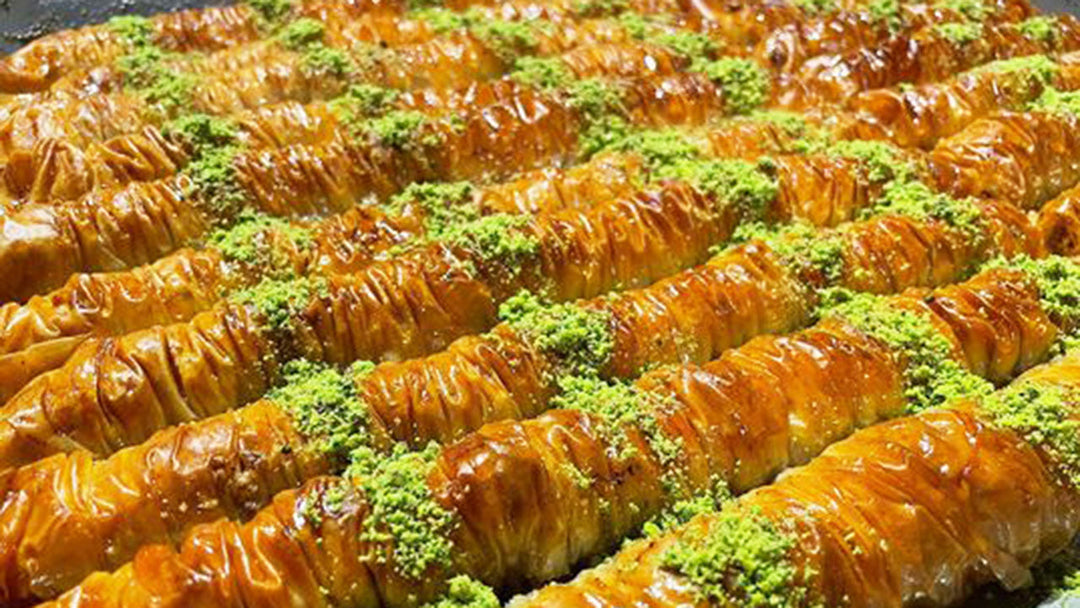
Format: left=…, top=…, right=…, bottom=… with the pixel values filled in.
left=37, top=266, right=1064, bottom=608
left=930, top=110, right=1080, bottom=208
left=0, top=0, right=402, bottom=94
left=844, top=58, right=1080, bottom=149
left=776, top=18, right=1080, bottom=109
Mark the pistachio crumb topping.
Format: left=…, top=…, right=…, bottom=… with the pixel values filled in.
left=163, top=112, right=238, bottom=150
left=329, top=84, right=400, bottom=123
left=421, top=576, right=500, bottom=608
left=117, top=46, right=197, bottom=111
left=641, top=476, right=731, bottom=538
left=866, top=178, right=985, bottom=241
left=441, top=214, right=539, bottom=269
left=231, top=276, right=327, bottom=330
left=1018, top=16, right=1058, bottom=42
left=573, top=0, right=630, bottom=16
left=206, top=209, right=313, bottom=269
left=661, top=507, right=806, bottom=607
left=700, top=58, right=770, bottom=115
left=566, top=78, right=624, bottom=119
left=247, top=0, right=293, bottom=24
left=468, top=14, right=542, bottom=63
left=388, top=181, right=477, bottom=235
left=351, top=442, right=457, bottom=580
left=828, top=139, right=912, bottom=182
left=553, top=374, right=684, bottom=472
left=277, top=17, right=326, bottom=50
left=731, top=221, right=846, bottom=283
left=509, top=56, right=574, bottom=90
left=362, top=110, right=431, bottom=149
left=498, top=290, right=615, bottom=375
left=971, top=54, right=1058, bottom=84
left=791, top=0, right=837, bottom=15
left=934, top=21, right=983, bottom=43
left=868, top=0, right=903, bottom=31
left=107, top=15, right=153, bottom=46
left=1032, top=86, right=1080, bottom=118
left=269, top=359, right=374, bottom=462
left=982, top=381, right=1080, bottom=486
left=934, top=0, right=993, bottom=21
left=823, top=291, right=994, bottom=411
left=985, top=255, right=1080, bottom=342
left=414, top=8, right=470, bottom=34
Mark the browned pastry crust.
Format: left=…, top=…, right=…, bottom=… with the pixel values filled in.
left=0, top=0, right=402, bottom=94
left=516, top=348, right=1080, bottom=608
left=0, top=178, right=733, bottom=472
left=0, top=86, right=582, bottom=303
left=843, top=53, right=1080, bottom=149
left=756, top=0, right=1035, bottom=72
left=775, top=16, right=1080, bottom=109
left=930, top=109, right=1080, bottom=208
left=30, top=266, right=1063, bottom=608
left=0, top=189, right=1044, bottom=605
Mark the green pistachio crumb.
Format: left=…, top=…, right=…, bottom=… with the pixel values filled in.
left=269, top=359, right=374, bottom=462
left=1032, top=86, right=1080, bottom=118
left=971, top=54, right=1058, bottom=84
left=554, top=374, right=684, bottom=472
left=655, top=30, right=718, bottom=63
left=329, top=84, right=400, bottom=124
left=413, top=8, right=470, bottom=34
left=732, top=221, right=845, bottom=283
left=934, top=0, right=992, bottom=20
left=421, top=576, right=500, bottom=608
left=573, top=0, right=630, bottom=16
left=207, top=209, right=313, bottom=269
left=829, top=139, right=912, bottom=183
left=934, top=21, right=983, bottom=43
left=163, top=113, right=238, bottom=151
left=566, top=78, right=623, bottom=119
left=388, top=181, right=478, bottom=236
left=186, top=144, right=245, bottom=215
left=661, top=507, right=805, bottom=607
left=231, top=276, right=326, bottom=330
left=117, top=45, right=196, bottom=111
left=468, top=14, right=541, bottom=63
left=353, top=443, right=457, bottom=580
left=985, top=255, right=1080, bottom=335
left=510, top=56, right=574, bottom=90
left=641, top=477, right=731, bottom=538
left=441, top=214, right=539, bottom=269
left=700, top=58, right=770, bottom=115
left=277, top=17, right=326, bottom=50
left=867, top=179, right=984, bottom=241
left=499, top=290, right=615, bottom=374
left=363, top=110, right=430, bottom=149
left=247, top=0, right=293, bottom=23
left=107, top=15, right=153, bottom=47
left=824, top=291, right=994, bottom=411
left=578, top=114, right=633, bottom=158
left=981, top=381, right=1080, bottom=486
left=792, top=0, right=836, bottom=15
left=1019, top=16, right=1058, bottom=42
left=302, top=43, right=354, bottom=77
left=657, top=158, right=779, bottom=219
left=868, top=0, right=903, bottom=31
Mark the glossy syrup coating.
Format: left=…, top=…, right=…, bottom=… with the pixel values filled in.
left=33, top=263, right=1066, bottom=608
left=843, top=51, right=1080, bottom=149
left=0, top=184, right=1046, bottom=606
left=776, top=16, right=1080, bottom=109
left=0, top=17, right=667, bottom=203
